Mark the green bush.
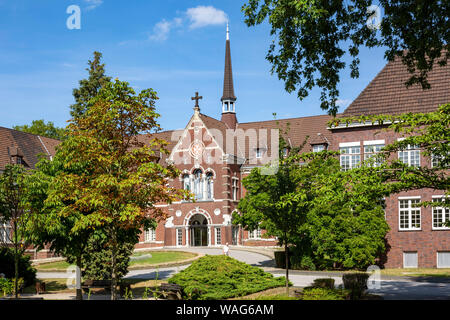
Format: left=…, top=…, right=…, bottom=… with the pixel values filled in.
left=342, top=273, right=369, bottom=300
left=168, top=255, right=287, bottom=300
left=312, top=278, right=335, bottom=289
left=0, top=278, right=13, bottom=296
left=274, top=248, right=316, bottom=270
left=301, top=287, right=349, bottom=300
left=0, top=248, right=36, bottom=286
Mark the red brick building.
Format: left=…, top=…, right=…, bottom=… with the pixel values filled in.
left=1, top=27, right=449, bottom=268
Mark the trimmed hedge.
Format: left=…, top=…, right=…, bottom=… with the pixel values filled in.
left=168, top=255, right=287, bottom=300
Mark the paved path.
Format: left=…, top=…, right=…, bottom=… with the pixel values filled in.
left=36, top=248, right=450, bottom=300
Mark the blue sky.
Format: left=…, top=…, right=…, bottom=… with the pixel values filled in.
left=0, top=0, right=387, bottom=132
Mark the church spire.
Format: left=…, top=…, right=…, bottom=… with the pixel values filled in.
left=221, top=22, right=238, bottom=129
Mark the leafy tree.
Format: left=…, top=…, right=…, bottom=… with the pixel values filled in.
left=0, top=165, right=31, bottom=298
left=48, top=79, right=185, bottom=299
left=24, top=155, right=93, bottom=300
left=70, top=51, right=112, bottom=119
left=13, top=120, right=66, bottom=140
left=233, top=135, right=310, bottom=295
left=242, top=0, right=449, bottom=115
left=301, top=159, right=390, bottom=269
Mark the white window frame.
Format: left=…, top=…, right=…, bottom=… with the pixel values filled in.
left=437, top=252, right=450, bottom=268
left=176, top=228, right=183, bottom=247
left=313, top=144, right=325, bottom=152
left=232, top=178, right=239, bottom=201
left=397, top=139, right=420, bottom=167
left=215, top=227, right=222, bottom=245
left=403, top=252, right=418, bottom=268
left=398, top=198, right=421, bottom=231
left=248, top=228, right=262, bottom=240
left=144, top=228, right=156, bottom=242
left=339, top=142, right=361, bottom=171
left=363, top=140, right=385, bottom=167
left=0, top=221, right=12, bottom=244
left=205, top=172, right=214, bottom=200
left=432, top=196, right=450, bottom=230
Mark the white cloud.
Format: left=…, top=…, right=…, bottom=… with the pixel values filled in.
left=186, top=6, right=228, bottom=29
left=149, top=19, right=172, bottom=41
left=84, top=0, right=103, bottom=11
left=336, top=99, right=352, bottom=107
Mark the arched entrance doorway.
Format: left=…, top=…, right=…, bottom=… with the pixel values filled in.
left=189, top=214, right=209, bottom=246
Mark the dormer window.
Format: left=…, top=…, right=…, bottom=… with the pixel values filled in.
left=313, top=144, right=326, bottom=152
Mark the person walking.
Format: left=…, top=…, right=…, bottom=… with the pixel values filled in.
left=223, top=242, right=230, bottom=256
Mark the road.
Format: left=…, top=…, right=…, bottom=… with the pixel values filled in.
left=37, top=247, right=450, bottom=300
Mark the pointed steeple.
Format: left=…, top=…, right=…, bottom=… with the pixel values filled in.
left=222, top=23, right=236, bottom=103
left=221, top=22, right=238, bottom=129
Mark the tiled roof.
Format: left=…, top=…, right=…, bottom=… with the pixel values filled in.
left=342, top=56, right=450, bottom=117
left=0, top=127, right=59, bottom=171
left=238, top=115, right=333, bottom=160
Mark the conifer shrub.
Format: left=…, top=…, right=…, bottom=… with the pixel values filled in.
left=168, top=255, right=287, bottom=300
left=301, top=287, right=349, bottom=300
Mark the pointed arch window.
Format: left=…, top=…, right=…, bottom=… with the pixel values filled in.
left=206, top=172, right=214, bottom=199
left=182, top=174, right=190, bottom=191
left=193, top=169, right=203, bottom=200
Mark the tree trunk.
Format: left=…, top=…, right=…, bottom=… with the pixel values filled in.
left=14, top=220, right=19, bottom=299
left=76, top=255, right=83, bottom=300
left=284, top=238, right=289, bottom=296
left=110, top=227, right=118, bottom=300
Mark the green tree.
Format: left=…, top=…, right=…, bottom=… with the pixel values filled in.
left=13, top=120, right=66, bottom=140
left=24, top=155, right=93, bottom=300
left=70, top=51, right=112, bottom=119
left=233, top=135, right=309, bottom=295
left=0, top=165, right=31, bottom=298
left=242, top=0, right=449, bottom=115
left=49, top=79, right=185, bottom=299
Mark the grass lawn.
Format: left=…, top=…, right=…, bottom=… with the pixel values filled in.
left=232, top=287, right=300, bottom=300
left=22, top=278, right=73, bottom=294
left=380, top=268, right=450, bottom=277
left=35, top=251, right=198, bottom=272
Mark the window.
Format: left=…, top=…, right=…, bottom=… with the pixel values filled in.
left=255, top=148, right=262, bottom=159
left=313, top=144, right=326, bottom=152
left=437, top=252, right=450, bottom=268
left=403, top=252, right=418, bottom=268
left=176, top=228, right=183, bottom=246
left=144, top=228, right=156, bottom=242
left=248, top=228, right=262, bottom=240
left=206, top=172, right=214, bottom=199
left=340, top=145, right=360, bottom=171
left=399, top=198, right=421, bottom=230
left=282, top=148, right=289, bottom=157
left=364, top=144, right=384, bottom=167
left=215, top=227, right=222, bottom=245
left=183, top=174, right=190, bottom=191
left=232, top=178, right=239, bottom=201
left=398, top=144, right=420, bottom=167
left=193, top=169, right=203, bottom=200
left=431, top=153, right=448, bottom=168
left=432, top=197, right=450, bottom=230
left=0, top=221, right=11, bottom=243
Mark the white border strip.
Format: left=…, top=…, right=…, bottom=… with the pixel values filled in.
left=339, top=141, right=360, bottom=148
left=363, top=140, right=385, bottom=146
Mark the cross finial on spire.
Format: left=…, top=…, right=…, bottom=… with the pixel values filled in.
left=191, top=92, right=203, bottom=112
